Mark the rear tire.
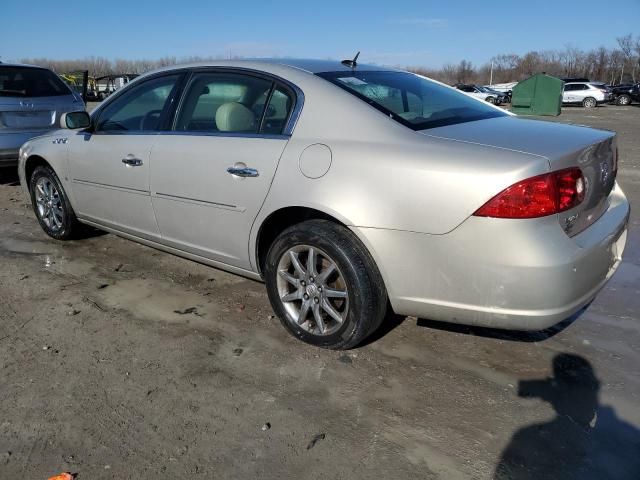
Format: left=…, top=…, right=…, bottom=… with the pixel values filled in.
left=29, top=165, right=79, bottom=240
left=264, top=220, right=387, bottom=350
left=582, top=97, right=597, bottom=108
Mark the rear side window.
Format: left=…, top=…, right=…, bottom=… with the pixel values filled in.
left=0, top=66, right=71, bottom=97
left=176, top=73, right=271, bottom=134
left=318, top=71, right=506, bottom=130
left=261, top=86, right=294, bottom=134
left=175, top=72, right=293, bottom=135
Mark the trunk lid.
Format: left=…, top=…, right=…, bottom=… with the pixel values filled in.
left=422, top=116, right=616, bottom=236
left=0, top=95, right=79, bottom=132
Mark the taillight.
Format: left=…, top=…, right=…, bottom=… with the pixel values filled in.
left=473, top=168, right=585, bottom=219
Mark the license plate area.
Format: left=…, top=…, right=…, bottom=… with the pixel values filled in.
left=1, top=110, right=54, bottom=129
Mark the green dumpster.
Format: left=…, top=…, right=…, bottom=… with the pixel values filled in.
left=511, top=74, right=563, bottom=116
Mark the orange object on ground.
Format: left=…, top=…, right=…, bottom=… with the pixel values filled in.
left=48, top=473, right=73, bottom=480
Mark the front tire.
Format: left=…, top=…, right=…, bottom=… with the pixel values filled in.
left=582, top=97, right=597, bottom=108
left=486, top=96, right=496, bottom=104
left=264, top=220, right=387, bottom=349
left=30, top=165, right=79, bottom=240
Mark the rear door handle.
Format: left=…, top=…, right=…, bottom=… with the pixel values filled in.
left=227, top=166, right=259, bottom=178
left=122, top=156, right=143, bottom=167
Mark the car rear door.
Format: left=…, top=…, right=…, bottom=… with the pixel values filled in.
left=67, top=72, right=183, bottom=240
left=562, top=84, right=575, bottom=103
left=149, top=70, right=298, bottom=270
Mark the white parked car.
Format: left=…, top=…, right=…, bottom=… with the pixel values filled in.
left=562, top=82, right=608, bottom=108
left=456, top=84, right=505, bottom=104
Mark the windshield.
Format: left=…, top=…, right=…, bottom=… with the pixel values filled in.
left=317, top=71, right=506, bottom=130
left=0, top=66, right=72, bottom=97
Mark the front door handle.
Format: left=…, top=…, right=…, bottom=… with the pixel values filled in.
left=227, top=165, right=259, bottom=178
left=122, top=156, right=143, bottom=167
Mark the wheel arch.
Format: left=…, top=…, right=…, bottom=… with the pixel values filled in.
left=254, top=206, right=350, bottom=275
left=24, top=155, right=53, bottom=192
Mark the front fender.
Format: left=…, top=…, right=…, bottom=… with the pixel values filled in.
left=18, top=130, right=72, bottom=204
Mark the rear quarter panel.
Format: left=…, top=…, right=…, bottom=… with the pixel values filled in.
left=249, top=74, right=550, bottom=269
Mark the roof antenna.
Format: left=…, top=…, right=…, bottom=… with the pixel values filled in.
left=341, top=51, right=360, bottom=69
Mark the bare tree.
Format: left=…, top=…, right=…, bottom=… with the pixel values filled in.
left=617, top=34, right=634, bottom=82
left=20, top=32, right=640, bottom=88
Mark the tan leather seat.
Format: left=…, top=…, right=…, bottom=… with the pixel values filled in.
left=215, top=102, right=256, bottom=132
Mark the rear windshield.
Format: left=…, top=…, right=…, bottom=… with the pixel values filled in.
left=317, top=71, right=506, bottom=130
left=0, top=66, right=72, bottom=97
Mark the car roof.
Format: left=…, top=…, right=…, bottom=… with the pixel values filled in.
left=149, top=58, right=399, bottom=76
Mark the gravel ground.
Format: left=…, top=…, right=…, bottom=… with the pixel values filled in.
left=0, top=104, right=639, bottom=479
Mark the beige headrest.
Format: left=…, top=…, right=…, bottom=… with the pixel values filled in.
left=215, top=102, right=256, bottom=132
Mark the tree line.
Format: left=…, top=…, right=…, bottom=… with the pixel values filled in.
left=17, top=55, right=226, bottom=78
left=411, top=34, right=640, bottom=86
left=19, top=33, right=640, bottom=86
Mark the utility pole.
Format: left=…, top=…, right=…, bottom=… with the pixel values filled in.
left=489, top=60, right=494, bottom=86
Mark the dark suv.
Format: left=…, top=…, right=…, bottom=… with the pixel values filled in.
left=611, top=83, right=640, bottom=106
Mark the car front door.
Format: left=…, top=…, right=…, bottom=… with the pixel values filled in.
left=149, top=70, right=297, bottom=270
left=67, top=73, right=183, bottom=240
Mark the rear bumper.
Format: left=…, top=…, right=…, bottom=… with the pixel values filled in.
left=0, top=147, right=19, bottom=166
left=352, top=183, right=630, bottom=331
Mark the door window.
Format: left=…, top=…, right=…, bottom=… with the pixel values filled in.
left=175, top=73, right=273, bottom=134
left=95, top=74, right=180, bottom=132
left=261, top=86, right=294, bottom=134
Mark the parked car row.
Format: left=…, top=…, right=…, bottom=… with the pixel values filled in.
left=459, top=78, right=640, bottom=109
left=562, top=81, right=640, bottom=108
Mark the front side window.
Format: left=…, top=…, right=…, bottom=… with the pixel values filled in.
left=95, top=74, right=180, bottom=132
left=0, top=67, right=71, bottom=97
left=176, top=72, right=291, bottom=134
left=318, top=71, right=506, bottom=130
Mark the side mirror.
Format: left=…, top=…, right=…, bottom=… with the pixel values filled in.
left=60, top=111, right=91, bottom=130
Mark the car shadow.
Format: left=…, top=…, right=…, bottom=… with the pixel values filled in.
left=0, top=168, right=20, bottom=186
left=414, top=306, right=589, bottom=343
left=358, top=305, right=407, bottom=347
left=493, top=353, right=640, bottom=479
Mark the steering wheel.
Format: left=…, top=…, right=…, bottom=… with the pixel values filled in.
left=140, top=109, right=162, bottom=130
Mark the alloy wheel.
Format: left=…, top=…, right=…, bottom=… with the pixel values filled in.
left=276, top=245, right=349, bottom=336
left=35, top=177, right=64, bottom=232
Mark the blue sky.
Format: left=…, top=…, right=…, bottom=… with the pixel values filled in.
left=1, top=0, right=638, bottom=68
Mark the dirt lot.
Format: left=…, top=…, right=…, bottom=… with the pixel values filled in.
left=1, top=105, right=639, bottom=479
